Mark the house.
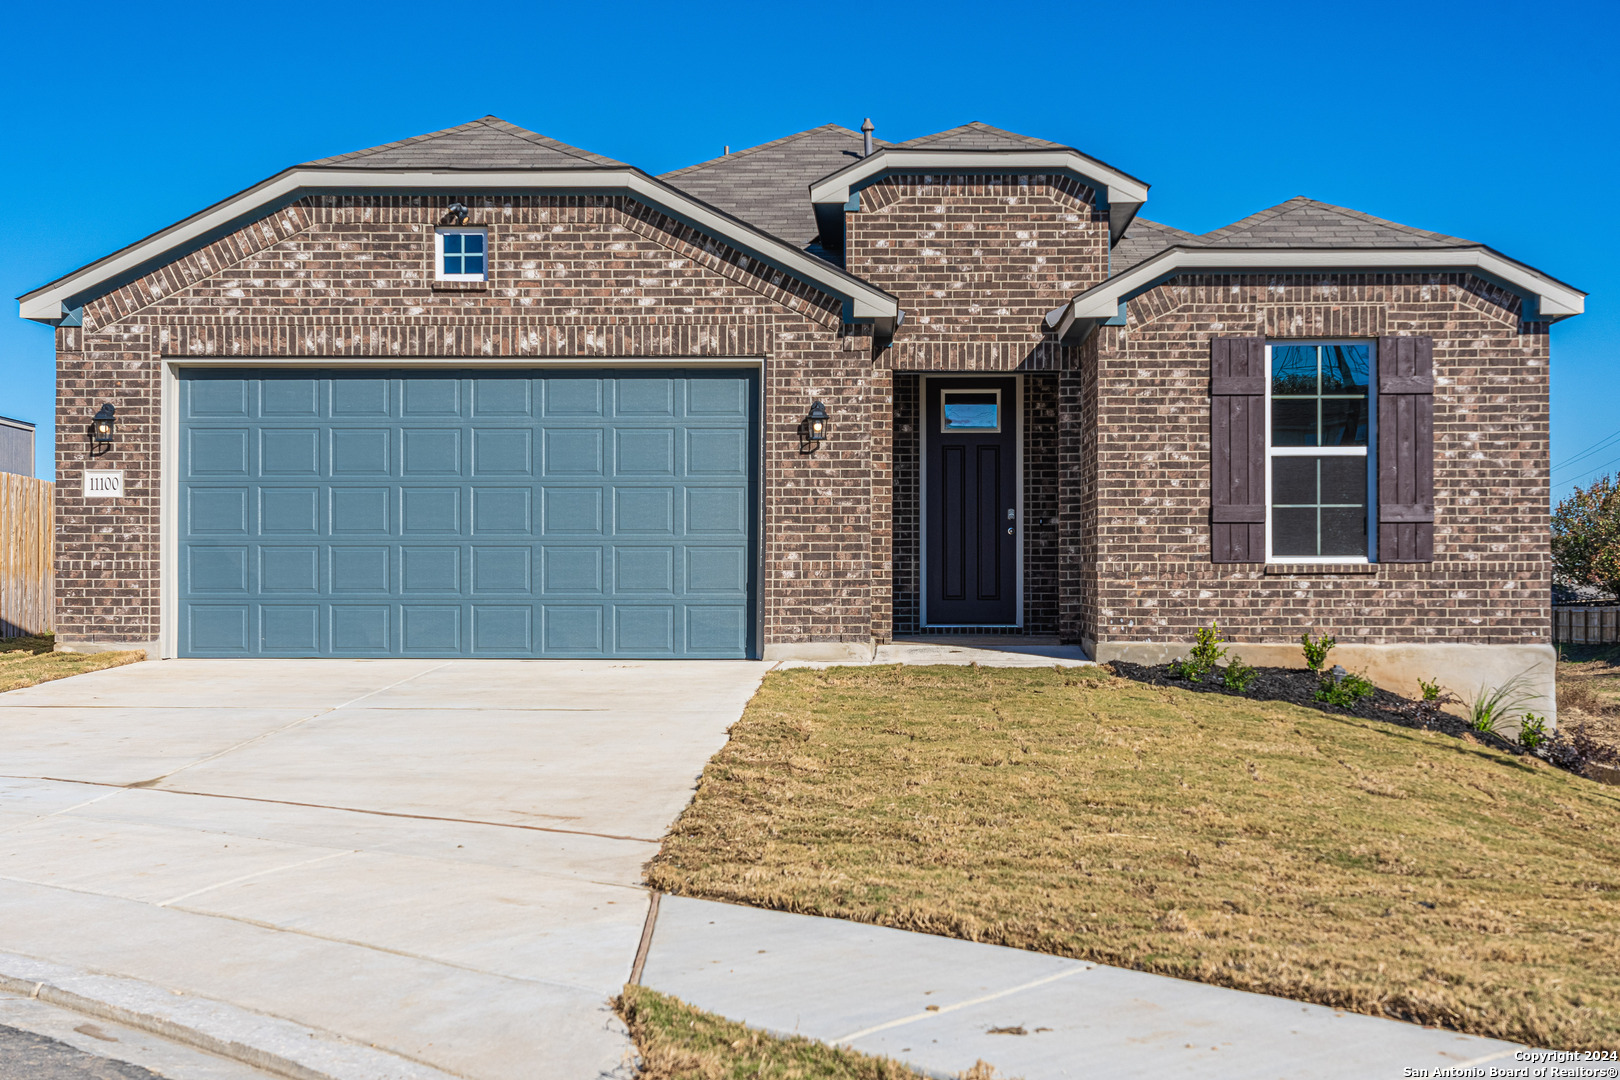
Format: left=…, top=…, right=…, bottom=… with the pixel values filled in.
left=18, top=117, right=1580, bottom=714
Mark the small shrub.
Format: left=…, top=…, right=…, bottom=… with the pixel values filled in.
left=1465, top=672, right=1537, bottom=736
left=1316, top=671, right=1375, bottom=708
left=1408, top=679, right=1458, bottom=729
left=1222, top=656, right=1259, bottom=693
left=1519, top=713, right=1550, bottom=751
left=1300, top=631, right=1336, bottom=674
left=1169, top=622, right=1228, bottom=682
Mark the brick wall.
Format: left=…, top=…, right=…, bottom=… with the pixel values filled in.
left=1083, top=273, right=1551, bottom=649
left=54, top=194, right=884, bottom=648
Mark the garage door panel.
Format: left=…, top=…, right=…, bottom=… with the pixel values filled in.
left=260, top=546, right=319, bottom=593
left=333, top=379, right=391, bottom=417
left=331, top=488, right=391, bottom=535
left=262, top=605, right=320, bottom=651
left=543, top=606, right=605, bottom=653
left=188, top=378, right=249, bottom=417
left=331, top=606, right=390, bottom=652
left=179, top=369, right=754, bottom=658
left=543, top=488, right=604, bottom=535
left=472, top=547, right=532, bottom=593
left=473, top=605, right=532, bottom=651
left=543, top=429, right=605, bottom=476
left=402, top=429, right=462, bottom=475
left=331, top=546, right=390, bottom=593
left=261, top=428, right=320, bottom=476
left=261, top=377, right=320, bottom=417
left=471, top=488, right=533, bottom=534
left=400, top=546, right=462, bottom=594
left=332, top=429, right=391, bottom=475
left=190, top=429, right=250, bottom=476
left=188, top=488, right=250, bottom=535
left=542, top=547, right=603, bottom=594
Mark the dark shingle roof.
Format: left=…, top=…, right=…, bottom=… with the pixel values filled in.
left=659, top=124, right=887, bottom=248
left=1112, top=218, right=1199, bottom=267
left=896, top=122, right=1066, bottom=151
left=1194, top=196, right=1475, bottom=249
left=304, top=116, right=627, bottom=170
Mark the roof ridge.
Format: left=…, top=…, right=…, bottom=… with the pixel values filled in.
left=473, top=116, right=617, bottom=166
left=661, top=123, right=874, bottom=178
left=897, top=120, right=1064, bottom=149
left=305, top=117, right=495, bottom=166
left=1280, top=197, right=1473, bottom=245
left=1195, top=196, right=1312, bottom=242
left=304, top=115, right=626, bottom=169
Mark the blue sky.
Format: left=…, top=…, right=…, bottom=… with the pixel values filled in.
left=1, top=0, right=1614, bottom=496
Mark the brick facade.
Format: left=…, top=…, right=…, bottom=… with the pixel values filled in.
left=1080, top=273, right=1551, bottom=651
left=53, top=194, right=885, bottom=649
left=47, top=172, right=1557, bottom=662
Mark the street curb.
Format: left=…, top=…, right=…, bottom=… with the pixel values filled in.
left=0, top=951, right=460, bottom=1080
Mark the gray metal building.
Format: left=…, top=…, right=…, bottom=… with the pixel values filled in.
left=0, top=416, right=35, bottom=477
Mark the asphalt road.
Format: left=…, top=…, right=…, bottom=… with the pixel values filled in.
left=0, top=1023, right=167, bottom=1080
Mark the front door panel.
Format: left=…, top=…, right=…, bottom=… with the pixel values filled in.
left=925, top=377, right=1017, bottom=626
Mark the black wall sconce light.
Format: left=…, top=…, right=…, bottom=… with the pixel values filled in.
left=91, top=403, right=116, bottom=445
left=807, top=401, right=829, bottom=440
left=798, top=400, right=829, bottom=453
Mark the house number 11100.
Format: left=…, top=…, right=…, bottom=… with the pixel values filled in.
left=83, top=470, right=124, bottom=499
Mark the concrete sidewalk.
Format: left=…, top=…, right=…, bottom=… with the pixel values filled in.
left=638, top=895, right=1525, bottom=1080
left=0, top=658, right=771, bottom=1080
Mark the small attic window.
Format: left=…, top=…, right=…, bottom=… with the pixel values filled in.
left=435, top=228, right=487, bottom=281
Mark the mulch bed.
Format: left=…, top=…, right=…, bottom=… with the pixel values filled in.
left=1107, top=660, right=1535, bottom=759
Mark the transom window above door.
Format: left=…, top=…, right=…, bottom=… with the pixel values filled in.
left=435, top=228, right=488, bottom=281
left=940, top=390, right=1000, bottom=432
left=1267, top=342, right=1375, bottom=561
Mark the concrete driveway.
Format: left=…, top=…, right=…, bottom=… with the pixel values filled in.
left=0, top=658, right=770, bottom=1080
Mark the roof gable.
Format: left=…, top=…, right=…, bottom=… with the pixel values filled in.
left=660, top=124, right=888, bottom=250
left=896, top=122, right=1065, bottom=151
left=304, top=116, right=627, bottom=170
left=1196, top=197, right=1475, bottom=249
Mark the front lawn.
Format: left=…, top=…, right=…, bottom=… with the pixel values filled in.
left=617, top=985, right=927, bottom=1080
left=0, top=634, right=144, bottom=693
left=648, top=665, right=1620, bottom=1051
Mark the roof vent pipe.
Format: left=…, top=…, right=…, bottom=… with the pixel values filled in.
left=861, top=118, right=874, bottom=157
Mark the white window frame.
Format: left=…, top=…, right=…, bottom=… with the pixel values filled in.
left=1264, top=340, right=1378, bottom=564
left=434, top=227, right=489, bottom=282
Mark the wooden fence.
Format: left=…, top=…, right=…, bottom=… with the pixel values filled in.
left=1554, top=604, right=1620, bottom=646
left=0, top=474, right=52, bottom=638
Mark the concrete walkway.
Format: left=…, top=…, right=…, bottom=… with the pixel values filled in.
left=0, top=658, right=771, bottom=1080
left=638, top=896, right=1525, bottom=1080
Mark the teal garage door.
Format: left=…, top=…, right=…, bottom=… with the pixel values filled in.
left=178, top=369, right=757, bottom=658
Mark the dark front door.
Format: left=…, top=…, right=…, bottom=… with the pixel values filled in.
left=925, top=377, right=1018, bottom=626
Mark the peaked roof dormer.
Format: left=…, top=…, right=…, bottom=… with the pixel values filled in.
left=806, top=128, right=1150, bottom=252
left=303, top=116, right=628, bottom=170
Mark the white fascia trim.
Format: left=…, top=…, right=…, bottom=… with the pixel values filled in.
left=1068, top=246, right=1586, bottom=320
left=809, top=148, right=1150, bottom=209
left=19, top=168, right=900, bottom=323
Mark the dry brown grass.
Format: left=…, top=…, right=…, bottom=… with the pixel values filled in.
left=616, top=985, right=928, bottom=1080
left=0, top=634, right=144, bottom=693
left=1557, top=645, right=1620, bottom=768
left=648, top=665, right=1620, bottom=1051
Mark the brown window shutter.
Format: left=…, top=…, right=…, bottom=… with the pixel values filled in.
left=1377, top=335, right=1435, bottom=562
left=1210, top=337, right=1266, bottom=562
